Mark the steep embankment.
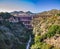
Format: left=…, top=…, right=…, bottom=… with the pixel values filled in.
left=31, top=9, right=60, bottom=49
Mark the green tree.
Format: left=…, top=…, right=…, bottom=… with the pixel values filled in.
left=0, top=12, right=12, bottom=19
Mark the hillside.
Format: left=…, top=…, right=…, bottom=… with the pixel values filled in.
left=39, top=9, right=60, bottom=15
left=31, top=9, right=60, bottom=49
left=0, top=13, right=31, bottom=49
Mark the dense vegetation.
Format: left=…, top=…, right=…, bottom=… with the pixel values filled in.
left=0, top=12, right=31, bottom=49
left=31, top=9, right=60, bottom=49
left=0, top=12, right=13, bottom=19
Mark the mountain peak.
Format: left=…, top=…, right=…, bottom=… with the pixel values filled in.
left=19, top=11, right=24, bottom=13
left=26, top=11, right=33, bottom=14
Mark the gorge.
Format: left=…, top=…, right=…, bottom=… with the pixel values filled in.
left=0, top=9, right=60, bottom=49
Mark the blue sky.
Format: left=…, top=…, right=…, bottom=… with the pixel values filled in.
left=0, top=0, right=60, bottom=13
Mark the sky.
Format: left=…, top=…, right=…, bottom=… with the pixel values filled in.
left=0, top=0, right=60, bottom=13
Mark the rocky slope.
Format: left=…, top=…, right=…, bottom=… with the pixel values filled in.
left=31, top=9, right=60, bottom=49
